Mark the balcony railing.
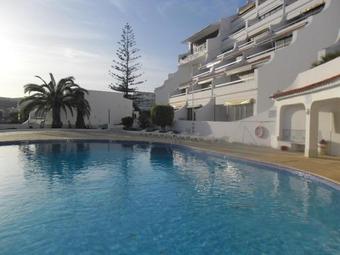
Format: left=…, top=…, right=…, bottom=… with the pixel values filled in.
left=193, top=43, right=207, bottom=54
left=178, top=43, right=207, bottom=65
left=170, top=90, right=186, bottom=98
left=215, top=57, right=243, bottom=71
left=246, top=45, right=277, bottom=59
left=214, top=77, right=254, bottom=88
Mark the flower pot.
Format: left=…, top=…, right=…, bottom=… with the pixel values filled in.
left=318, top=143, right=328, bottom=155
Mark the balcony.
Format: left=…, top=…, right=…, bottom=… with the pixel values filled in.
left=193, top=66, right=210, bottom=79
left=238, top=1, right=256, bottom=16
left=178, top=43, right=207, bottom=65
left=215, top=56, right=244, bottom=72
left=214, top=77, right=254, bottom=89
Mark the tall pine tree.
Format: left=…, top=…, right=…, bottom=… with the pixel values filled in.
left=109, top=23, right=144, bottom=99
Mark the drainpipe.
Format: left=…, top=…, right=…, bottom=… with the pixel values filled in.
left=211, top=77, right=216, bottom=121
left=282, top=0, right=287, bottom=22
left=255, top=0, right=259, bottom=17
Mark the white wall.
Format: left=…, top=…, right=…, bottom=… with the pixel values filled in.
left=195, top=99, right=215, bottom=121
left=281, top=104, right=306, bottom=131
left=44, top=90, right=133, bottom=128
left=175, top=109, right=276, bottom=147
left=155, top=58, right=201, bottom=104
left=257, top=0, right=340, bottom=113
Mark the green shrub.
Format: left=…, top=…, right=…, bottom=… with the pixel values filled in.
left=151, top=105, right=174, bottom=130
left=121, top=116, right=133, bottom=129
left=138, top=111, right=151, bottom=129
left=312, top=51, right=340, bottom=67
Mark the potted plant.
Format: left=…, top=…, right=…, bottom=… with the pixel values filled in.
left=318, top=139, right=328, bottom=155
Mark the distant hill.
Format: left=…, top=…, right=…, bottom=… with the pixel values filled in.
left=0, top=97, right=21, bottom=110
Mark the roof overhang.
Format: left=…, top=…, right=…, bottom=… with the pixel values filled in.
left=272, top=73, right=340, bottom=100
left=224, top=98, right=255, bottom=106
left=182, top=23, right=220, bottom=43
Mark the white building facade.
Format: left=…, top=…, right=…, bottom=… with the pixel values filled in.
left=28, top=90, right=133, bottom=128
left=155, top=0, right=340, bottom=157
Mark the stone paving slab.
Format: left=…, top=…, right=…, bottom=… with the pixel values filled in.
left=0, top=129, right=339, bottom=185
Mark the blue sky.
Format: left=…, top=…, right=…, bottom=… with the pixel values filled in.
left=0, top=0, right=244, bottom=97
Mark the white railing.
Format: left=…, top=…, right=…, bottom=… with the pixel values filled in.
left=178, top=50, right=207, bottom=65
left=214, top=77, right=254, bottom=88
left=274, top=15, right=308, bottom=32
left=170, top=91, right=186, bottom=98
left=239, top=39, right=255, bottom=48
left=216, top=58, right=243, bottom=71
left=189, top=86, right=212, bottom=94
left=246, top=46, right=275, bottom=59
left=217, top=46, right=236, bottom=58
left=193, top=43, right=207, bottom=54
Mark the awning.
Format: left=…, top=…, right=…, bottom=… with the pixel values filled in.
left=187, top=101, right=203, bottom=108
left=187, top=104, right=202, bottom=109
left=224, top=98, right=255, bottom=106
left=226, top=65, right=253, bottom=76
left=198, top=78, right=213, bottom=85
left=178, top=83, right=190, bottom=89
left=170, top=102, right=186, bottom=110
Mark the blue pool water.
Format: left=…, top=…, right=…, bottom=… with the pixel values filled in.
left=0, top=141, right=339, bottom=254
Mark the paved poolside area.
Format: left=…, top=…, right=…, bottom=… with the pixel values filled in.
left=0, top=128, right=340, bottom=185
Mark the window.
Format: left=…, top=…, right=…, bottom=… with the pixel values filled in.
left=275, top=35, right=293, bottom=49
left=231, top=24, right=246, bottom=34
left=259, top=5, right=282, bottom=20
left=187, top=108, right=196, bottom=121
left=226, top=102, right=254, bottom=121
left=194, top=82, right=211, bottom=91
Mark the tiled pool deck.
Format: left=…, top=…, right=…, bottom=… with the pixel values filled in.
left=0, top=129, right=340, bottom=186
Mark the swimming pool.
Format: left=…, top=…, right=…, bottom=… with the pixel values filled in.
left=0, top=141, right=339, bottom=254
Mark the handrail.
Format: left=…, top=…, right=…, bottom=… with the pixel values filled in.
left=189, top=86, right=212, bottom=94
left=246, top=47, right=275, bottom=59
left=215, top=77, right=254, bottom=88
left=239, top=40, right=254, bottom=48
left=216, top=58, right=243, bottom=71
left=274, top=15, right=308, bottom=32
left=170, top=92, right=186, bottom=98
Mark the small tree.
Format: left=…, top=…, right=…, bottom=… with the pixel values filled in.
left=151, top=105, right=174, bottom=131
left=109, top=23, right=144, bottom=99
left=73, top=88, right=91, bottom=129
left=20, top=73, right=84, bottom=128
left=138, top=111, right=151, bottom=129
left=121, top=116, right=133, bottom=129
left=312, top=51, right=340, bottom=67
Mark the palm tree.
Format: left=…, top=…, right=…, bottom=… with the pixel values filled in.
left=20, top=73, right=84, bottom=128
left=73, top=88, right=91, bottom=129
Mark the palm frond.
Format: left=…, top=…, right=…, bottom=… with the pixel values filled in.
left=24, top=84, right=48, bottom=95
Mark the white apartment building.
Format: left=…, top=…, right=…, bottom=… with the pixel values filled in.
left=155, top=0, right=340, bottom=156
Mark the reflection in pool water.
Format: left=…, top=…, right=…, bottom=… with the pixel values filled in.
left=0, top=142, right=339, bottom=255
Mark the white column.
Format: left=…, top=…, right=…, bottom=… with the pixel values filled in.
left=304, top=105, right=318, bottom=157
left=275, top=104, right=282, bottom=144
left=211, top=78, right=216, bottom=121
